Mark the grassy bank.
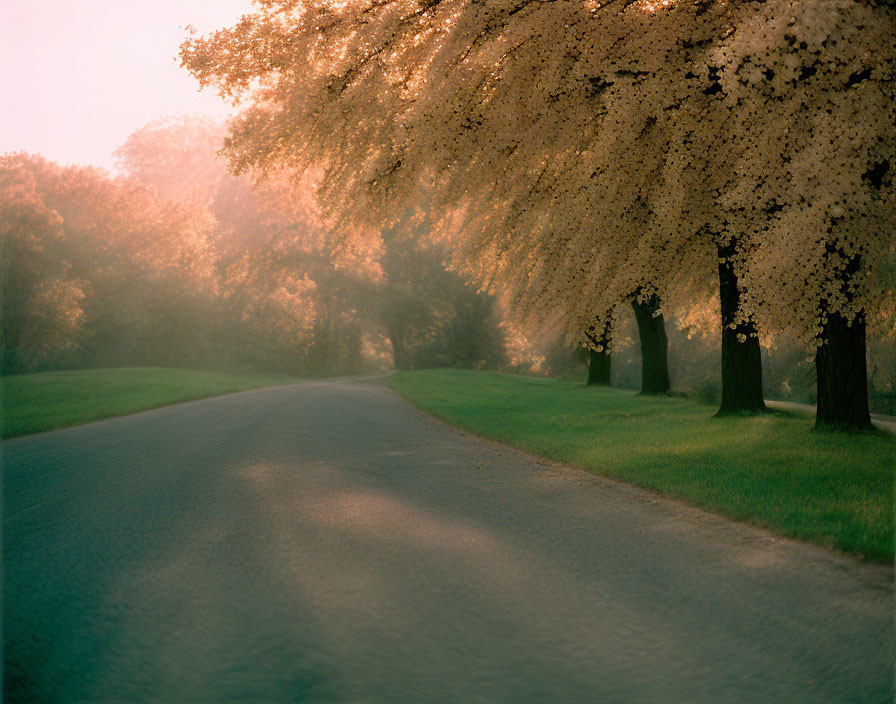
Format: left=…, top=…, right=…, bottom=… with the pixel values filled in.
left=389, top=369, right=895, bottom=562
left=2, top=367, right=299, bottom=439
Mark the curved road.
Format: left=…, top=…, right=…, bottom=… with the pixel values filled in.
left=3, top=379, right=893, bottom=703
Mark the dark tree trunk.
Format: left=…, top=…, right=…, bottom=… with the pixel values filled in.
left=717, top=242, right=766, bottom=415
left=815, top=310, right=872, bottom=432
left=386, top=322, right=409, bottom=370
left=631, top=295, right=670, bottom=395
left=585, top=322, right=611, bottom=386
left=587, top=347, right=611, bottom=385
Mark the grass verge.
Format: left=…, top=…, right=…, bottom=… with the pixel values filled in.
left=389, top=369, right=895, bottom=562
left=2, top=367, right=299, bottom=439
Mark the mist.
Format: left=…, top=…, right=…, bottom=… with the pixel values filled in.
left=3, top=2, right=894, bottom=702
left=3, top=116, right=894, bottom=415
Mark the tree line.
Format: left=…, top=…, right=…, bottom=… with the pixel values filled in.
left=1, top=118, right=506, bottom=377
left=181, top=0, right=895, bottom=431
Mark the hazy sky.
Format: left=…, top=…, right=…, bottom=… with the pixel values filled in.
left=1, top=0, right=253, bottom=172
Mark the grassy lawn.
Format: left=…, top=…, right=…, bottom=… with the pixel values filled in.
left=389, top=369, right=896, bottom=562
left=2, top=367, right=299, bottom=439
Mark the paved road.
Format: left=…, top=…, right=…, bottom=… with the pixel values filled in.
left=3, top=380, right=893, bottom=703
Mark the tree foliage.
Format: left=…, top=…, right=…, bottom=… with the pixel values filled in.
left=181, top=0, right=894, bottom=345
left=0, top=158, right=82, bottom=372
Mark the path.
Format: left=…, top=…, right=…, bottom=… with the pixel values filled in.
left=3, top=380, right=892, bottom=702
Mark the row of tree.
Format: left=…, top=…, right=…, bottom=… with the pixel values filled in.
left=181, top=0, right=895, bottom=431
left=1, top=119, right=506, bottom=376
left=4, top=133, right=893, bottom=410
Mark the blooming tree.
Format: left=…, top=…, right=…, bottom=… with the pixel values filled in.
left=182, top=0, right=894, bottom=427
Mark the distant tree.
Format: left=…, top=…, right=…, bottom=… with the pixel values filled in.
left=378, top=210, right=506, bottom=370
left=115, top=118, right=335, bottom=372
left=118, top=115, right=507, bottom=374
left=0, top=156, right=84, bottom=372
left=114, top=115, right=228, bottom=204
left=1, top=153, right=220, bottom=370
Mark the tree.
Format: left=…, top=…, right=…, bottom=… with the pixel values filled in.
left=178, top=0, right=730, bottom=398
left=115, top=117, right=363, bottom=374
left=0, top=156, right=84, bottom=372
left=1, top=153, right=223, bottom=370
left=114, top=115, right=229, bottom=204
left=116, top=115, right=506, bottom=374
left=715, top=0, right=895, bottom=429
left=378, top=208, right=506, bottom=370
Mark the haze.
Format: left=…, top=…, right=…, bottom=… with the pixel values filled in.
left=0, top=0, right=251, bottom=172
left=2, top=1, right=893, bottom=701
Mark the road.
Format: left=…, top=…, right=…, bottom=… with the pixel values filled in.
left=3, top=379, right=893, bottom=703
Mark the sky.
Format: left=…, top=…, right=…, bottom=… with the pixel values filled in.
left=0, top=0, right=253, bottom=173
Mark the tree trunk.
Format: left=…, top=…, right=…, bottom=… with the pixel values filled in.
left=815, top=310, right=872, bottom=432
left=386, top=322, right=409, bottom=370
left=717, top=242, right=766, bottom=415
left=631, top=295, right=670, bottom=395
left=587, top=347, right=611, bottom=385
left=585, top=322, right=611, bottom=386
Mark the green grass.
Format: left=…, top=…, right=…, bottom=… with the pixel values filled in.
left=2, top=367, right=300, bottom=439
left=389, top=369, right=896, bottom=562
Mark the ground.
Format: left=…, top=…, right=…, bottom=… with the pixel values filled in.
left=3, top=378, right=892, bottom=703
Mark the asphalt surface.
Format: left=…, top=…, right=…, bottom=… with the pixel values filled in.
left=3, top=379, right=893, bottom=703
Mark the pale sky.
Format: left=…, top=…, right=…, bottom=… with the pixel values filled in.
left=0, top=0, right=254, bottom=173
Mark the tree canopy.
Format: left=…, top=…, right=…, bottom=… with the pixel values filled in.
left=181, top=0, right=894, bottom=427
left=181, top=0, right=894, bottom=341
